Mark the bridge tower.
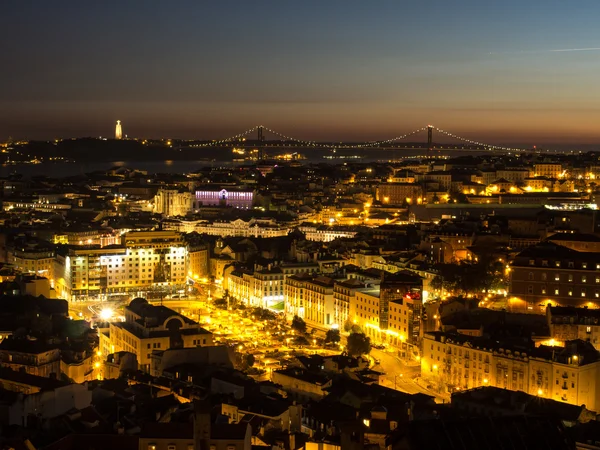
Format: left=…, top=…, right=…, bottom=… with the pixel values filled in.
left=427, top=125, right=433, bottom=150
left=257, top=126, right=265, bottom=160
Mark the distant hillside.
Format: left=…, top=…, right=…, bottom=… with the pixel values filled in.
left=11, top=138, right=217, bottom=162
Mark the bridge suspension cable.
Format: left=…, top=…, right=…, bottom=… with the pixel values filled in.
left=433, top=127, right=524, bottom=152
left=261, top=125, right=429, bottom=149
left=189, top=124, right=526, bottom=152
left=260, top=126, right=317, bottom=147
left=191, top=126, right=259, bottom=147
left=347, top=126, right=428, bottom=148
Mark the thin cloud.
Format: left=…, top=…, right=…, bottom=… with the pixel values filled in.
left=490, top=47, right=600, bottom=55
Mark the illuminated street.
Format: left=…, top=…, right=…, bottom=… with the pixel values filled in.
left=371, top=348, right=449, bottom=403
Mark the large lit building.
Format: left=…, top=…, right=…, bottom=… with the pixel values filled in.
left=534, top=163, right=563, bottom=179
left=227, top=266, right=286, bottom=310
left=195, top=218, right=291, bottom=238
left=422, top=332, right=600, bottom=411
left=285, top=274, right=336, bottom=329
left=195, top=189, right=254, bottom=209
left=332, top=278, right=372, bottom=331
left=509, top=242, right=600, bottom=311
left=54, top=231, right=188, bottom=301
left=297, top=224, right=358, bottom=242
left=348, top=273, right=423, bottom=350
left=115, top=120, right=122, bottom=140
left=8, top=243, right=55, bottom=279
left=377, top=183, right=423, bottom=206
left=99, top=298, right=213, bottom=373
left=186, top=241, right=210, bottom=281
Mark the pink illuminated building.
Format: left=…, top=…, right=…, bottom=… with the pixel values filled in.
left=194, top=189, right=254, bottom=209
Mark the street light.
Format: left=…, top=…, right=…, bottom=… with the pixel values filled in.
left=394, top=373, right=403, bottom=390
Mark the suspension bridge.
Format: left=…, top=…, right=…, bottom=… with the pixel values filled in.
left=184, top=125, right=526, bottom=153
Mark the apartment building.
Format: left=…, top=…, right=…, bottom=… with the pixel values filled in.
left=227, top=266, right=285, bottom=309
left=186, top=241, right=210, bottom=280
left=333, top=278, right=374, bottom=331
left=422, top=332, right=600, bottom=411
left=509, top=242, right=600, bottom=311
left=99, top=298, right=213, bottom=373
left=297, top=224, right=358, bottom=242
left=376, top=183, right=423, bottom=206
left=348, top=273, right=423, bottom=349
left=547, top=306, right=600, bottom=351
left=0, top=339, right=61, bottom=378
left=8, top=243, right=54, bottom=279
left=496, top=169, right=532, bottom=184
left=54, top=231, right=188, bottom=301
left=285, top=274, right=336, bottom=329
left=196, top=218, right=291, bottom=238
left=534, top=163, right=563, bottom=179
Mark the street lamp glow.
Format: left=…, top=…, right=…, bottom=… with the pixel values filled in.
left=99, top=308, right=114, bottom=321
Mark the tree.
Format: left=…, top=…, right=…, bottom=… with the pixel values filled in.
left=343, top=320, right=353, bottom=333
left=430, top=276, right=444, bottom=292
left=213, top=297, right=228, bottom=309
left=347, top=332, right=371, bottom=357
left=325, top=328, right=341, bottom=344
left=291, top=315, right=307, bottom=334
left=350, top=324, right=362, bottom=334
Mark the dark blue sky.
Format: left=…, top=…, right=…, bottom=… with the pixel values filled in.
left=2, top=0, right=600, bottom=145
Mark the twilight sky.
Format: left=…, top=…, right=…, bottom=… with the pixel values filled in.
left=2, top=0, right=600, bottom=146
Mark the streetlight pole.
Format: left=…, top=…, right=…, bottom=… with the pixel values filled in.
left=394, top=373, right=403, bottom=390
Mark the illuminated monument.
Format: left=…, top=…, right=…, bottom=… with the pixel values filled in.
left=115, top=120, right=123, bottom=140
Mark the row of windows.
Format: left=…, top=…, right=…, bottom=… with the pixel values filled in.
left=529, top=260, right=600, bottom=269
left=527, top=285, right=600, bottom=297
left=528, top=272, right=600, bottom=283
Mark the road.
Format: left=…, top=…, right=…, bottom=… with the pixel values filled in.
left=370, top=348, right=449, bottom=403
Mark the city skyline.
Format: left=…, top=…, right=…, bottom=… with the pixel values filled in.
left=2, top=1, right=600, bottom=146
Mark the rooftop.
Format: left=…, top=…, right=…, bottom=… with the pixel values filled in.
left=0, top=368, right=69, bottom=391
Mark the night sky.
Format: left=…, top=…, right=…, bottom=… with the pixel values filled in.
left=2, top=0, right=600, bottom=146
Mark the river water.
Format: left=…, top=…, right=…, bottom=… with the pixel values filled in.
left=0, top=147, right=493, bottom=178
